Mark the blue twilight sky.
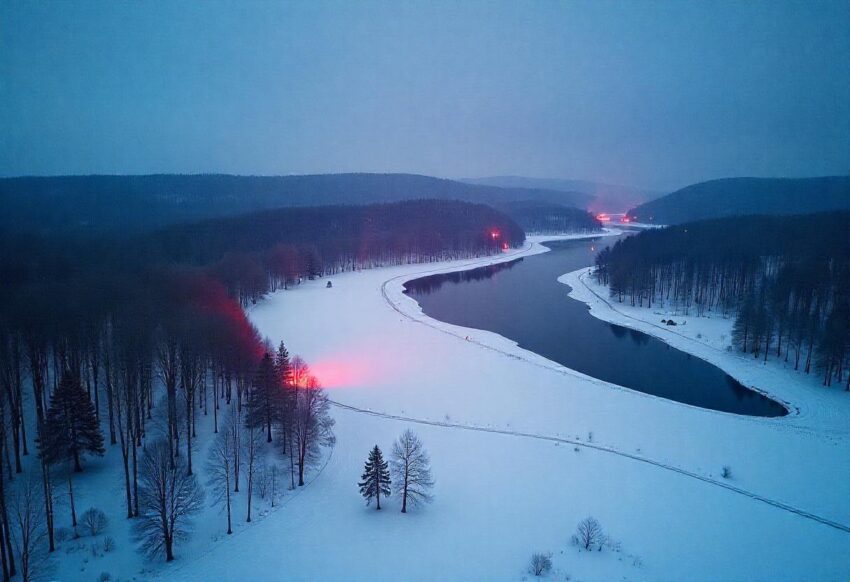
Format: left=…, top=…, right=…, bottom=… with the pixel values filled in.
left=1, top=0, right=848, bottom=191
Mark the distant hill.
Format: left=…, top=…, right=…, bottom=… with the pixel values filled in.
left=0, top=173, right=590, bottom=236
left=461, top=176, right=659, bottom=213
left=627, top=176, right=850, bottom=225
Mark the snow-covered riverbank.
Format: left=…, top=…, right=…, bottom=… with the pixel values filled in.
left=170, top=233, right=849, bottom=581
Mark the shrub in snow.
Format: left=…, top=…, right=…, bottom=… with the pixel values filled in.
left=55, top=526, right=72, bottom=543
left=98, top=572, right=111, bottom=582
left=81, top=507, right=108, bottom=536
left=528, top=552, right=553, bottom=576
left=721, top=465, right=732, bottom=479
left=103, top=536, right=116, bottom=553
left=573, top=516, right=604, bottom=551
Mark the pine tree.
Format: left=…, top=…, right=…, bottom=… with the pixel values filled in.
left=40, top=370, right=104, bottom=472
left=245, top=353, right=281, bottom=443
left=358, top=445, right=390, bottom=510
left=275, top=342, right=292, bottom=386
left=275, top=342, right=295, bottom=457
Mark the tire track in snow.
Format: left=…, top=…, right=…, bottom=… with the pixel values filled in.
left=329, top=399, right=850, bottom=534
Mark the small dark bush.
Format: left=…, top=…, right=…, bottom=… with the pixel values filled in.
left=103, top=536, right=116, bottom=553
left=81, top=507, right=108, bottom=537
left=55, top=526, right=72, bottom=543
left=574, top=516, right=603, bottom=551
left=529, top=552, right=553, bottom=576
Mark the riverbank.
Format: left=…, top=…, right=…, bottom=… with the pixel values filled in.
left=173, top=233, right=850, bottom=581
left=563, top=267, right=850, bottom=433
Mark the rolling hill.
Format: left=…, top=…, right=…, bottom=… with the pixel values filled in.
left=627, top=176, right=850, bottom=225
left=461, top=176, right=659, bottom=213
left=0, top=173, right=589, bottom=235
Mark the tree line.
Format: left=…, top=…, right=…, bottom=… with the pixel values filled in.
left=494, top=201, right=601, bottom=235
left=594, top=212, right=850, bottom=388
left=0, top=199, right=513, bottom=576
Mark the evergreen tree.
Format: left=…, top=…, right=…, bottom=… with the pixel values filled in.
left=40, top=370, right=104, bottom=472
left=358, top=445, right=391, bottom=510
left=245, top=353, right=281, bottom=442
left=275, top=342, right=292, bottom=386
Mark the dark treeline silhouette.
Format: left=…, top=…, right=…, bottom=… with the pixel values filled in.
left=627, top=176, right=850, bottom=225
left=403, top=259, right=522, bottom=296
left=0, top=198, right=521, bottom=568
left=594, top=213, right=850, bottom=388
left=141, top=199, right=524, bottom=306
left=494, top=201, right=601, bottom=234
left=0, top=173, right=581, bottom=235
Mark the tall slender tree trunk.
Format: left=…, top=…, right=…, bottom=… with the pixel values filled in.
left=67, top=468, right=77, bottom=529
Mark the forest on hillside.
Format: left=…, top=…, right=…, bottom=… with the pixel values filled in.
left=627, top=176, right=850, bottom=225
left=493, top=201, right=601, bottom=234
left=0, top=199, right=522, bottom=573
left=0, top=174, right=584, bottom=235
left=594, top=213, right=850, bottom=388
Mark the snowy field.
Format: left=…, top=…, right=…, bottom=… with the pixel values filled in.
left=168, top=233, right=849, bottom=581
left=49, top=233, right=850, bottom=581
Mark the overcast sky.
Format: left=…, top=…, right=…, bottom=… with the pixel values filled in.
left=2, top=1, right=848, bottom=191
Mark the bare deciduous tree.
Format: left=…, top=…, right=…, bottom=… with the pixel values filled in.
left=243, top=424, right=263, bottom=522
left=528, top=552, right=552, bottom=576
left=10, top=474, right=48, bottom=582
left=80, top=507, right=108, bottom=537
left=293, top=377, right=335, bottom=486
left=573, top=516, right=603, bottom=551
left=134, top=439, right=204, bottom=562
left=390, top=429, right=434, bottom=513
left=206, top=418, right=238, bottom=535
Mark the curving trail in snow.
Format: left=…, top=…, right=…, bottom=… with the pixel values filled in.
left=328, top=399, right=850, bottom=534
left=174, top=231, right=850, bottom=581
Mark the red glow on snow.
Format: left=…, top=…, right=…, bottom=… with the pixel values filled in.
left=501, top=242, right=509, bottom=250
left=309, top=356, right=382, bottom=389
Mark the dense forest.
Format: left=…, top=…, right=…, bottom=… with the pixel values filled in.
left=0, top=199, right=522, bottom=574
left=493, top=201, right=601, bottom=234
left=0, top=173, right=584, bottom=235
left=627, top=176, right=850, bottom=225
left=594, top=213, right=850, bottom=388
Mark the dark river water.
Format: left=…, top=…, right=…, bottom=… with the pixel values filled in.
left=404, top=235, right=787, bottom=417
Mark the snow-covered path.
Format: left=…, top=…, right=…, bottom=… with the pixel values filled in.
left=327, top=399, right=850, bottom=534
left=170, top=234, right=850, bottom=581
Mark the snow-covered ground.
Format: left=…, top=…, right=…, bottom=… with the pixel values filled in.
left=47, top=232, right=850, bottom=581
left=165, top=233, right=850, bottom=581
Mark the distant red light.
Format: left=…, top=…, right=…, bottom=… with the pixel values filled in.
left=501, top=242, right=509, bottom=250
left=490, top=229, right=500, bottom=240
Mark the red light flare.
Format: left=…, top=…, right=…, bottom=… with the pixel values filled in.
left=501, top=242, right=509, bottom=251
left=308, top=354, right=396, bottom=390
left=490, top=229, right=501, bottom=241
